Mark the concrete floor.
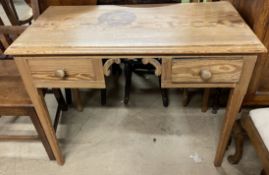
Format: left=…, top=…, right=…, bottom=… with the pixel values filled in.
left=0, top=1, right=262, bottom=175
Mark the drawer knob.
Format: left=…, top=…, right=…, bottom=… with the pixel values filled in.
left=55, top=69, right=66, bottom=79
left=200, top=69, right=212, bottom=81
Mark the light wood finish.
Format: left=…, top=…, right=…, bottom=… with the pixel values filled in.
left=0, top=22, right=68, bottom=161
left=162, top=56, right=244, bottom=88
left=5, top=2, right=266, bottom=56
left=0, top=77, right=32, bottom=107
left=5, top=2, right=266, bottom=166
left=212, top=0, right=269, bottom=106
left=14, top=58, right=64, bottom=165
left=171, top=59, right=243, bottom=83
left=214, top=56, right=257, bottom=166
left=27, top=57, right=105, bottom=88
left=0, top=60, right=55, bottom=160
left=200, top=0, right=269, bottom=111
left=103, top=58, right=121, bottom=76
left=142, top=58, right=162, bottom=76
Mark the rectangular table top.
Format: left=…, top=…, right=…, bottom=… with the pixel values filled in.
left=5, top=1, right=267, bottom=56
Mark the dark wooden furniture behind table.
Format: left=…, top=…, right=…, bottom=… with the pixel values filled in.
left=199, top=0, right=269, bottom=113
left=211, top=0, right=269, bottom=106
left=34, top=0, right=179, bottom=14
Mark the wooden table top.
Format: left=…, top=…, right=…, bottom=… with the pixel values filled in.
left=5, top=1, right=267, bottom=56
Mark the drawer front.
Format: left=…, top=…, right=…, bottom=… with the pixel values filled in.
left=27, top=58, right=105, bottom=88
left=171, top=59, right=243, bottom=83
left=162, top=57, right=244, bottom=88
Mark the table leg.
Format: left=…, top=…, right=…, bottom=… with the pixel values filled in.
left=15, top=58, right=64, bottom=165
left=214, top=56, right=257, bottom=166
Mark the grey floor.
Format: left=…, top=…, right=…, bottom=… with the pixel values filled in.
left=0, top=1, right=262, bottom=175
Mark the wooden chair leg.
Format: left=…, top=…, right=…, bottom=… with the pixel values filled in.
left=29, top=109, right=55, bottom=160
left=71, top=89, right=83, bottom=112
left=52, top=89, right=68, bottom=111
left=158, top=76, right=168, bottom=107
left=227, top=120, right=245, bottom=164
left=124, top=61, right=132, bottom=105
left=182, top=89, right=190, bottom=106
left=202, top=88, right=210, bottom=112
left=64, top=88, right=72, bottom=105
left=101, top=89, right=106, bottom=105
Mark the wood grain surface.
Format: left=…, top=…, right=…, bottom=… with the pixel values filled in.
left=5, top=2, right=266, bottom=56
left=171, top=59, right=243, bottom=83
left=27, top=57, right=105, bottom=88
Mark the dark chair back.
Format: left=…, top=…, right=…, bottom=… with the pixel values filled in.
left=0, top=17, right=26, bottom=54
left=0, top=0, right=33, bottom=25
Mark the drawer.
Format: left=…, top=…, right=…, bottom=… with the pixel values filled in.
left=27, top=58, right=105, bottom=88
left=162, top=57, right=244, bottom=87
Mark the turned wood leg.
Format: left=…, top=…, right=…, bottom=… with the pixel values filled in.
left=65, top=88, right=72, bottom=105
left=202, top=88, right=210, bottom=112
left=158, top=76, right=168, bottom=107
left=228, top=120, right=245, bottom=164
left=29, top=109, right=55, bottom=161
left=101, top=89, right=106, bottom=105
left=71, top=89, right=83, bottom=112
left=124, top=61, right=132, bottom=105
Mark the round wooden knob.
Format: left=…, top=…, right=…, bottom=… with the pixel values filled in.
left=199, top=69, right=212, bottom=81
left=55, top=69, right=66, bottom=79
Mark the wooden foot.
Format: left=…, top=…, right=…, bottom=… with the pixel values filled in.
left=227, top=120, right=245, bottom=164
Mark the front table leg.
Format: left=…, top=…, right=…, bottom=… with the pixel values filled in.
left=15, top=58, right=64, bottom=165
left=214, top=56, right=257, bottom=166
